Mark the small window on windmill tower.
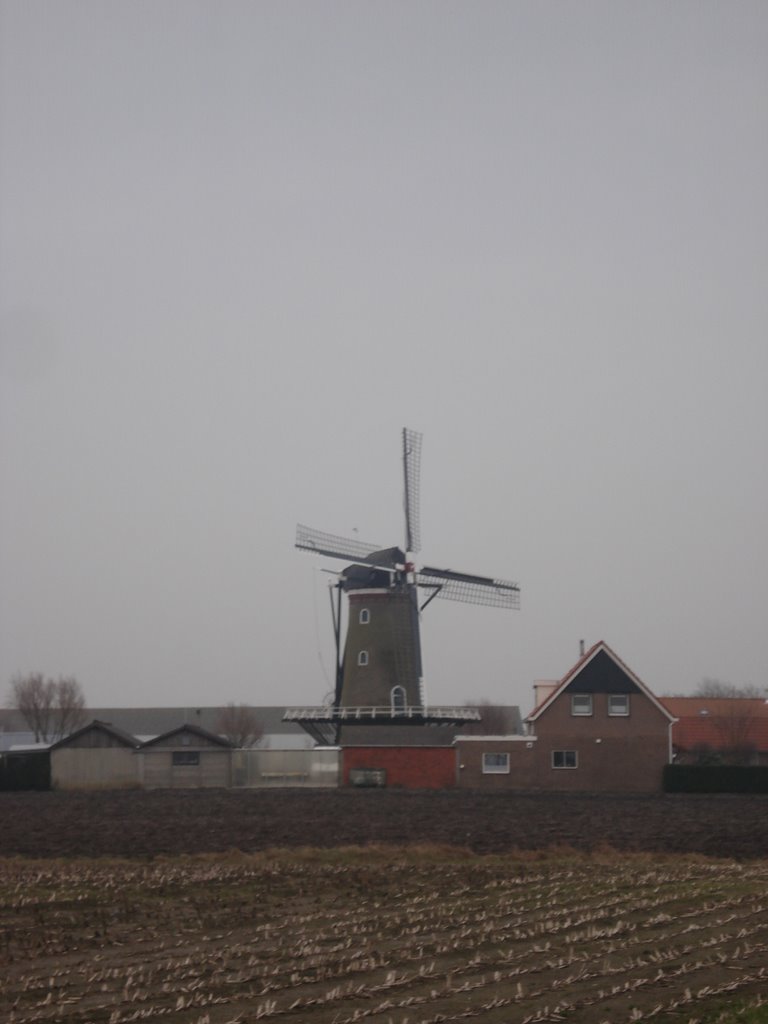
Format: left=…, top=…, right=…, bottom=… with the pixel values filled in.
left=391, top=686, right=407, bottom=715
left=359, top=608, right=370, bottom=624
left=357, top=650, right=369, bottom=667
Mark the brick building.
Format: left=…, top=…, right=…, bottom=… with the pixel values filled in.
left=457, top=641, right=676, bottom=793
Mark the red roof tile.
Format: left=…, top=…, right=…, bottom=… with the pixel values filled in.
left=662, top=698, right=768, bottom=752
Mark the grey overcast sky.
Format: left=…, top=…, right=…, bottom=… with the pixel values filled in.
left=1, top=1, right=766, bottom=713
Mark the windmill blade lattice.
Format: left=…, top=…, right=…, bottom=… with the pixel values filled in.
left=295, top=523, right=384, bottom=564
left=416, top=566, right=520, bottom=609
left=402, top=428, right=422, bottom=555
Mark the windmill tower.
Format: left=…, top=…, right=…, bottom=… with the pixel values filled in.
left=286, top=429, right=520, bottom=744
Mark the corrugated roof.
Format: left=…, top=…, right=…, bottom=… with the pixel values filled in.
left=140, top=723, right=234, bottom=749
left=81, top=706, right=307, bottom=738
left=0, top=732, right=43, bottom=752
left=49, top=720, right=140, bottom=750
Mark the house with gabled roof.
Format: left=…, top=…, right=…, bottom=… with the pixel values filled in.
left=456, top=642, right=676, bottom=792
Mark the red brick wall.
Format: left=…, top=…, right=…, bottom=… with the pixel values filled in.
left=535, top=690, right=669, bottom=736
left=342, top=747, right=456, bottom=789
left=530, top=689, right=671, bottom=792
left=456, top=687, right=672, bottom=793
left=456, top=735, right=669, bottom=793
left=456, top=740, right=539, bottom=790
left=533, top=735, right=668, bottom=792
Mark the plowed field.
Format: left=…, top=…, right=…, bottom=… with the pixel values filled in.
left=1, top=788, right=767, bottom=859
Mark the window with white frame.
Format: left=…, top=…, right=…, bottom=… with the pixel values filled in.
left=608, top=694, right=630, bottom=716
left=482, top=752, right=510, bottom=774
left=552, top=750, right=578, bottom=769
left=357, top=650, right=369, bottom=666
left=571, top=694, right=593, bottom=716
left=359, top=608, right=370, bottom=625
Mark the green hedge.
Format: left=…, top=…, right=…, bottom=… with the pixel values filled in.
left=664, top=764, right=768, bottom=794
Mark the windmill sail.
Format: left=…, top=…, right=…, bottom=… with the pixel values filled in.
left=402, top=428, right=423, bottom=555
left=416, top=566, right=520, bottom=609
left=295, top=524, right=384, bottom=563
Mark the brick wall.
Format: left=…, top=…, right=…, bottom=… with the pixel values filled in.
left=456, top=734, right=669, bottom=793
left=530, top=688, right=671, bottom=792
left=456, top=739, right=539, bottom=789
left=342, top=746, right=456, bottom=789
left=457, top=683, right=672, bottom=793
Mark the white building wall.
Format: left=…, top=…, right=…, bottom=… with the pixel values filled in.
left=232, top=748, right=340, bottom=788
left=51, top=748, right=139, bottom=789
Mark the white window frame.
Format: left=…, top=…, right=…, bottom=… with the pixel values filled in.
left=571, top=694, right=593, bottom=716
left=390, top=685, right=407, bottom=715
left=482, top=752, right=510, bottom=774
left=608, top=694, right=630, bottom=716
left=357, top=650, right=369, bottom=667
left=359, top=608, right=370, bottom=625
left=552, top=750, right=578, bottom=769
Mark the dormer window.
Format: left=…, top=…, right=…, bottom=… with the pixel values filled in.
left=357, top=650, right=369, bottom=667
left=571, top=694, right=593, bottom=716
left=359, top=608, right=370, bottom=625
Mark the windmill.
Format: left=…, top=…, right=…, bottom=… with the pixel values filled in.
left=285, top=428, right=520, bottom=744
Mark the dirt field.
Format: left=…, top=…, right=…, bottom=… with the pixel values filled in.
left=1, top=788, right=768, bottom=859
left=3, top=791, right=768, bottom=1023
left=2, top=848, right=768, bottom=1024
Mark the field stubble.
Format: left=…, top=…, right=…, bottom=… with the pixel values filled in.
left=2, top=848, right=768, bottom=1024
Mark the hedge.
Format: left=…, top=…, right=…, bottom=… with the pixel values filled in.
left=0, top=751, right=51, bottom=791
left=664, top=764, right=768, bottom=794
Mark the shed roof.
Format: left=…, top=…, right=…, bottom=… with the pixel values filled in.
left=77, top=706, right=306, bottom=740
left=49, top=720, right=140, bottom=750
left=0, top=731, right=43, bottom=752
left=140, top=723, right=234, bottom=749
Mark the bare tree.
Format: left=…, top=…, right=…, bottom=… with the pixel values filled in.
left=462, top=699, right=519, bottom=735
left=216, top=703, right=264, bottom=748
left=9, top=673, right=53, bottom=742
left=696, top=678, right=762, bottom=699
left=55, top=676, right=86, bottom=739
left=8, top=673, right=87, bottom=743
left=708, top=703, right=759, bottom=765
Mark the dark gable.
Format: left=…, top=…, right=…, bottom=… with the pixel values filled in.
left=563, top=649, right=641, bottom=695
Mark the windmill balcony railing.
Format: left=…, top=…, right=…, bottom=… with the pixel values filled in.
left=284, top=706, right=482, bottom=723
